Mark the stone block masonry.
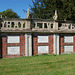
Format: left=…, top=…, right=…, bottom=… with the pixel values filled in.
left=0, top=17, right=75, bottom=58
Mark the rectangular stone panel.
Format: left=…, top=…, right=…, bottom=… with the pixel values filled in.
left=38, top=46, right=49, bottom=53
left=64, top=36, right=73, bottom=43
left=7, top=46, right=20, bottom=55
left=64, top=45, right=73, bottom=53
left=7, top=36, right=20, bottom=43
left=38, top=36, right=48, bottom=43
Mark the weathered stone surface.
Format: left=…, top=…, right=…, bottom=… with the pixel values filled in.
left=7, top=46, right=20, bottom=55
left=7, top=36, right=20, bottom=43
left=38, top=46, right=49, bottom=53
left=38, top=36, right=48, bottom=43
left=64, top=45, right=73, bottom=53
left=0, top=18, right=75, bottom=33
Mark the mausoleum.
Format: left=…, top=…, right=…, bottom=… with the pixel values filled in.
left=0, top=10, right=75, bottom=58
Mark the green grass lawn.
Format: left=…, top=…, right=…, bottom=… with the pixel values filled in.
left=0, top=54, right=75, bottom=75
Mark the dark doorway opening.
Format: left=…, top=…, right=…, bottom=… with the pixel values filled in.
left=0, top=34, right=2, bottom=59
left=0, top=22, right=2, bottom=58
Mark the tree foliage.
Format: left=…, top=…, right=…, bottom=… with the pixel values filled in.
left=30, top=0, right=75, bottom=21
left=0, top=9, right=20, bottom=18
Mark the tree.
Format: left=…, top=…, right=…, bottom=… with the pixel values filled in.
left=30, top=0, right=75, bottom=22
left=0, top=9, right=20, bottom=18
left=62, top=0, right=75, bottom=22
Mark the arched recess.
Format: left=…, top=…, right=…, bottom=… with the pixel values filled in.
left=18, top=22, right=21, bottom=28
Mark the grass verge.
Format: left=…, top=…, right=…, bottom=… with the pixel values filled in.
left=0, top=54, right=75, bottom=75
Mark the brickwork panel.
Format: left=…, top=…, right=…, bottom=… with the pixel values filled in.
left=2, top=33, right=25, bottom=58
left=60, top=34, right=75, bottom=54
left=33, top=34, right=53, bottom=55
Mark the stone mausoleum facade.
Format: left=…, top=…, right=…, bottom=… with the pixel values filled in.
left=0, top=10, right=75, bottom=58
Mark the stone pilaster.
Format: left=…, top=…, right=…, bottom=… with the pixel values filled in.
left=25, top=33, right=32, bottom=56
left=54, top=34, right=59, bottom=55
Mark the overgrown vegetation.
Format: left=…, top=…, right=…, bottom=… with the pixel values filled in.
left=0, top=9, right=20, bottom=18
left=0, top=54, right=75, bottom=75
left=30, top=0, right=75, bottom=22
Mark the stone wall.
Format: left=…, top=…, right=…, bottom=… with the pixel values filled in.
left=2, top=32, right=75, bottom=58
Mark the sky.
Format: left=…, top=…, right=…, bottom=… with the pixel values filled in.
left=0, top=0, right=33, bottom=18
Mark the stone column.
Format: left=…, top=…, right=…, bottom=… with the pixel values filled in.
left=35, top=22, right=37, bottom=28
left=71, top=24, right=72, bottom=29
left=25, top=33, right=28, bottom=56
left=53, top=21, right=58, bottom=30
left=42, top=23, right=44, bottom=29
left=25, top=33, right=32, bottom=56
left=47, top=23, right=51, bottom=29
left=10, top=22, right=11, bottom=28
left=14, top=22, right=16, bottom=28
left=54, top=34, right=59, bottom=55
left=6, top=22, right=8, bottom=28
left=21, top=22, right=23, bottom=29
left=47, top=23, right=48, bottom=29
left=29, top=33, right=32, bottom=56
left=25, top=20, right=31, bottom=29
